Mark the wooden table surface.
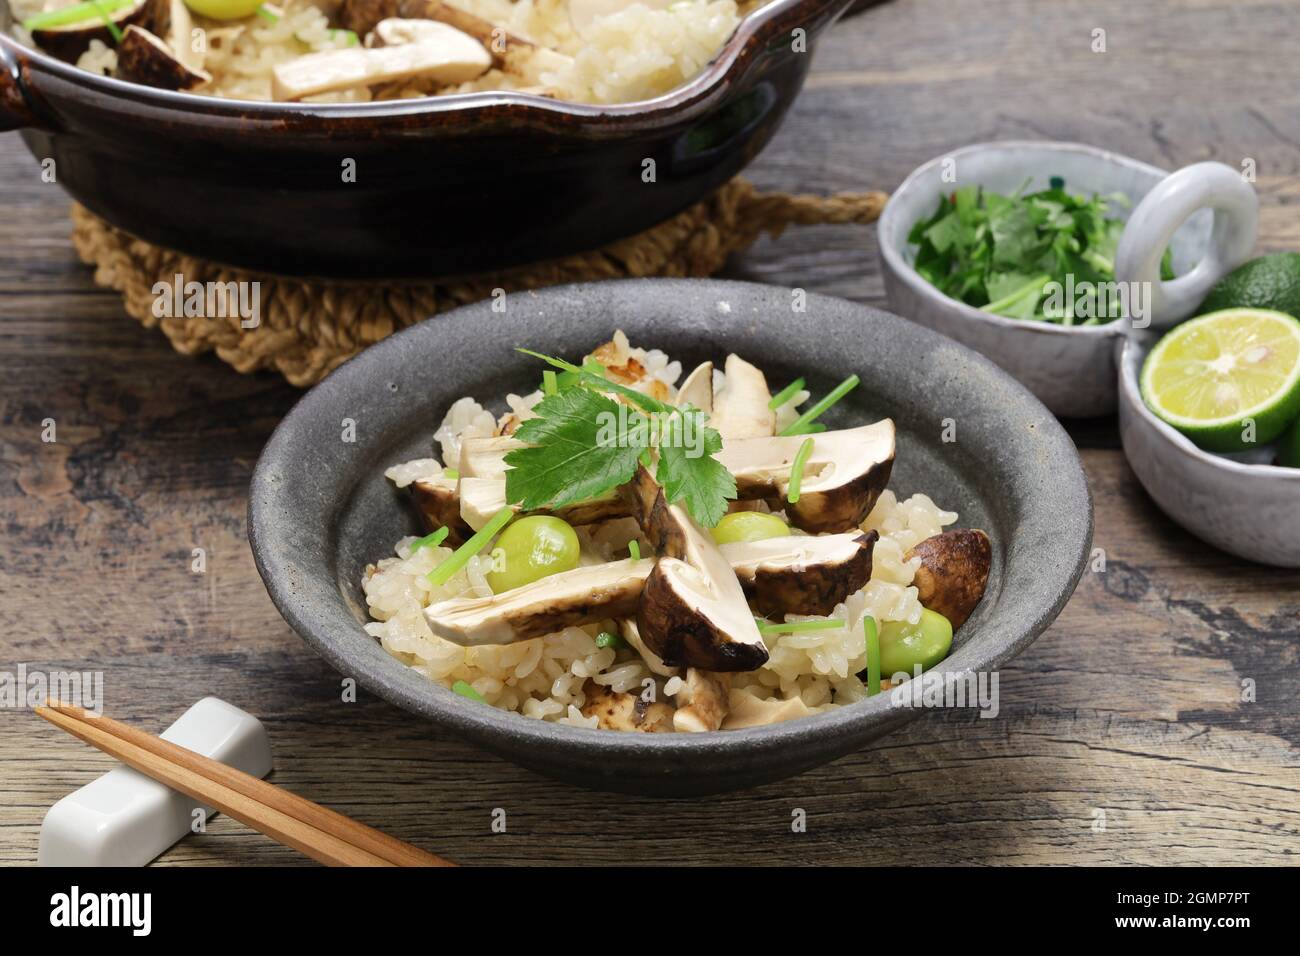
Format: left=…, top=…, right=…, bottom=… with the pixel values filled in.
left=2, top=0, right=1298, bottom=866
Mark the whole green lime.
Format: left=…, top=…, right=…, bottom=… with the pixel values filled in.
left=1199, top=253, right=1300, bottom=318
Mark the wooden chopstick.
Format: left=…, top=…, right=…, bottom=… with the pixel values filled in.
left=37, top=701, right=453, bottom=868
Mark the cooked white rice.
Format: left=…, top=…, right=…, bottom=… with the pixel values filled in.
left=362, top=336, right=961, bottom=732
left=13, top=0, right=747, bottom=105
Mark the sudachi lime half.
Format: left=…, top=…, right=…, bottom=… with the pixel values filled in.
left=1140, top=308, right=1300, bottom=453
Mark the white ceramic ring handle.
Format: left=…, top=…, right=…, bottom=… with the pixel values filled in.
left=1115, top=161, right=1258, bottom=331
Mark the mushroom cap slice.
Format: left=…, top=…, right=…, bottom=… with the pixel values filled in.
left=633, top=481, right=767, bottom=672
left=271, top=19, right=490, bottom=101
left=116, top=25, right=211, bottom=91
left=409, top=475, right=473, bottom=545
left=710, top=354, right=775, bottom=440
left=723, top=530, right=877, bottom=617
left=905, top=528, right=991, bottom=629
left=425, top=557, right=654, bottom=645
left=716, top=420, right=896, bottom=533
left=638, top=557, right=767, bottom=671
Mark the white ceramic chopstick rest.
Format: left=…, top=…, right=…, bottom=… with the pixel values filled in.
left=37, top=697, right=273, bottom=866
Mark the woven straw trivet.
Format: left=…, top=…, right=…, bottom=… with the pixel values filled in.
left=71, top=179, right=887, bottom=387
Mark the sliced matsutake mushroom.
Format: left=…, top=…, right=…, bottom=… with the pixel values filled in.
left=722, top=530, right=877, bottom=617
left=339, top=0, right=571, bottom=74
left=676, top=360, right=714, bottom=414
left=717, top=420, right=896, bottom=533
left=905, top=528, right=991, bottom=629
left=426, top=558, right=654, bottom=646
left=580, top=681, right=673, bottom=732
left=31, top=0, right=160, bottom=63
left=425, top=533, right=871, bottom=645
left=116, top=25, right=211, bottom=90
left=459, top=476, right=624, bottom=531
left=568, top=0, right=670, bottom=38
left=409, top=474, right=473, bottom=545
left=417, top=1, right=570, bottom=73
left=710, top=354, right=775, bottom=440
left=672, top=669, right=730, bottom=733
left=271, top=19, right=489, bottom=101
left=722, top=688, right=815, bottom=730
left=632, top=475, right=767, bottom=672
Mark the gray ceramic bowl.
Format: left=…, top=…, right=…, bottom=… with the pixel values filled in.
left=248, top=278, right=1093, bottom=795
left=1118, top=334, right=1300, bottom=567
left=878, top=142, right=1257, bottom=418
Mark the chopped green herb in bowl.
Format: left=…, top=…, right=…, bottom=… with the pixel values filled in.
left=907, top=179, right=1172, bottom=325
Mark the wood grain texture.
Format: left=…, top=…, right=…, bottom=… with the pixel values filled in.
left=1, top=0, right=1298, bottom=866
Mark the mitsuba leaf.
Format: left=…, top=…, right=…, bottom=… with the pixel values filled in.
left=504, top=389, right=648, bottom=511
left=655, top=413, right=736, bottom=528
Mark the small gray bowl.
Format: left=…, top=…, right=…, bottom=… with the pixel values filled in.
left=248, top=278, right=1092, bottom=795
left=1118, top=334, right=1300, bottom=567
left=878, top=141, right=1257, bottom=418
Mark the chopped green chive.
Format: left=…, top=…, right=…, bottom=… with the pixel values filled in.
left=542, top=369, right=558, bottom=396
left=863, top=615, right=880, bottom=696
left=92, top=0, right=123, bottom=41
left=768, top=377, right=806, bottom=410
left=451, top=680, right=485, bottom=702
left=786, top=437, right=814, bottom=504
left=426, top=506, right=512, bottom=588
left=256, top=4, right=279, bottom=22
left=627, top=539, right=640, bottom=560
left=443, top=468, right=459, bottom=481
left=778, top=375, right=860, bottom=436
left=595, top=631, right=623, bottom=649
left=756, top=618, right=845, bottom=634
left=21, top=0, right=130, bottom=30
left=329, top=28, right=359, bottom=45
left=410, top=527, right=449, bottom=553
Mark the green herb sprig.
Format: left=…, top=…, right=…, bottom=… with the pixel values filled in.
left=505, top=350, right=736, bottom=527
left=908, top=180, right=1174, bottom=325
